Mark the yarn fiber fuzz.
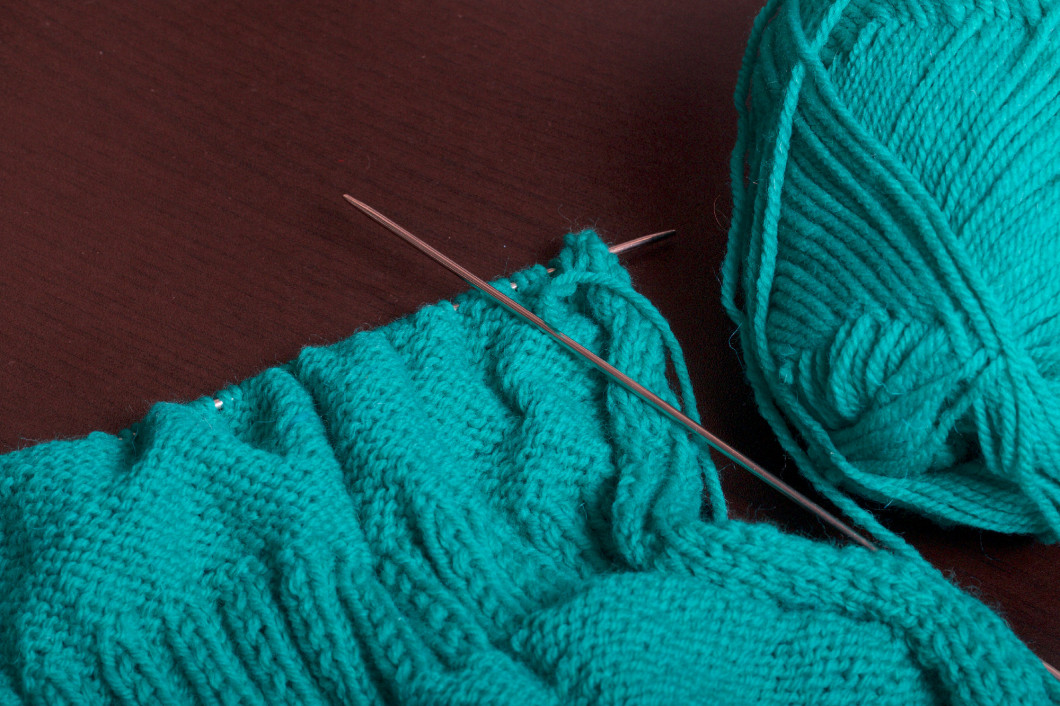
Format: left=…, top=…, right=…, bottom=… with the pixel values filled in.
left=1, top=233, right=1057, bottom=704
left=723, top=0, right=1060, bottom=541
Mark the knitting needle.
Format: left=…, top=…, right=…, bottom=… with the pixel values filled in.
left=607, top=228, right=675, bottom=255
left=544, top=228, right=674, bottom=274
left=343, top=195, right=876, bottom=551
left=211, top=239, right=666, bottom=407
left=520, top=229, right=673, bottom=286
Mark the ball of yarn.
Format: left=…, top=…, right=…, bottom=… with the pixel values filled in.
left=722, top=0, right=1060, bottom=541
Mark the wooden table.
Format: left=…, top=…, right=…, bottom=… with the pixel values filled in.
left=2, top=0, right=1057, bottom=673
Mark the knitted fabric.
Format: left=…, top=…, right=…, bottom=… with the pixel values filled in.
left=722, top=0, right=1060, bottom=542
left=0, top=233, right=1056, bottom=704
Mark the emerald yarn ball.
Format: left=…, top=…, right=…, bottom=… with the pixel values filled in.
left=723, top=0, right=1060, bottom=540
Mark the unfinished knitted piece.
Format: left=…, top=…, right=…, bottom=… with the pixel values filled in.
left=0, top=233, right=1056, bottom=704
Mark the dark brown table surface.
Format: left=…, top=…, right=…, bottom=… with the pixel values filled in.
left=2, top=0, right=1057, bottom=672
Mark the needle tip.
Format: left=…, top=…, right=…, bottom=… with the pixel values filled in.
left=607, top=228, right=678, bottom=256
left=343, top=194, right=381, bottom=223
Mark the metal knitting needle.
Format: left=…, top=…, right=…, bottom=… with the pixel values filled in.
left=607, top=229, right=675, bottom=255
left=533, top=229, right=673, bottom=282
left=550, top=228, right=674, bottom=271
left=343, top=195, right=876, bottom=551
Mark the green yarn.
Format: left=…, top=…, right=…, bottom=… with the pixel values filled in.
left=723, top=0, right=1060, bottom=542
left=1, top=233, right=1057, bottom=703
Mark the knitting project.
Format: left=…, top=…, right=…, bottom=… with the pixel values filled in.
left=722, top=0, right=1060, bottom=542
left=0, top=233, right=1055, bottom=704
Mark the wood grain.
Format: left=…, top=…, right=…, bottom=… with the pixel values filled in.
left=1, top=0, right=1056, bottom=671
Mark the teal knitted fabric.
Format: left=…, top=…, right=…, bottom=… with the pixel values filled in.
left=722, top=0, right=1060, bottom=542
left=1, top=232, right=1057, bottom=703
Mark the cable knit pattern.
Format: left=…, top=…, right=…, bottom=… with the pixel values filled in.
left=722, top=0, right=1060, bottom=542
left=1, top=233, right=1056, bottom=703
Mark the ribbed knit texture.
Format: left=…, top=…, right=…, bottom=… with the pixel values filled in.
left=1, top=232, right=1056, bottom=703
left=722, top=0, right=1060, bottom=542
